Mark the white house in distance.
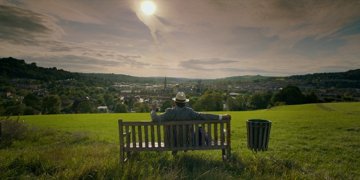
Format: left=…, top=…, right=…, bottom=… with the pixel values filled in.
left=97, top=106, right=108, bottom=113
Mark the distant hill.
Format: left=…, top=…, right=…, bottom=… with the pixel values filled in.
left=0, top=57, right=192, bottom=84
left=0, top=57, right=79, bottom=81
left=289, top=69, right=360, bottom=80
left=221, top=75, right=275, bottom=82
left=0, top=57, right=359, bottom=85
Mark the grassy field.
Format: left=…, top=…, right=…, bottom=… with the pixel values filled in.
left=1, top=102, right=359, bottom=179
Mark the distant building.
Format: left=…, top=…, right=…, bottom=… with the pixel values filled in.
left=229, top=92, right=240, bottom=97
left=97, top=106, right=108, bottom=113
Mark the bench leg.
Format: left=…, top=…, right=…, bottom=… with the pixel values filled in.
left=222, top=148, right=231, bottom=161
left=120, top=150, right=125, bottom=164
left=227, top=147, right=231, bottom=160
left=222, top=149, right=226, bottom=161
left=125, top=152, right=130, bottom=162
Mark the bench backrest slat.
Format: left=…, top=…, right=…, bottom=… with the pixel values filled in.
left=207, top=123, right=212, bottom=145
left=131, top=126, right=136, bottom=147
left=125, top=126, right=130, bottom=148
left=195, top=124, right=199, bottom=147
left=151, top=125, right=155, bottom=148
left=226, top=119, right=231, bottom=149
left=220, top=122, right=224, bottom=146
left=138, top=126, right=142, bottom=148
left=201, top=123, right=205, bottom=146
left=214, top=123, right=218, bottom=146
left=144, top=125, right=149, bottom=148
left=157, top=124, right=161, bottom=147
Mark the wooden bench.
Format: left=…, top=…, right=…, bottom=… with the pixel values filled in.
left=118, top=118, right=231, bottom=163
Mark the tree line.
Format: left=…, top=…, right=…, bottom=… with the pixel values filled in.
left=0, top=84, right=320, bottom=116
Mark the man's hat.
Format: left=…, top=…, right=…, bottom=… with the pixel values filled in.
left=172, top=92, right=189, bottom=103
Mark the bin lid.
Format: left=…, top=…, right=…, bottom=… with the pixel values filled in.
left=247, top=119, right=271, bottom=123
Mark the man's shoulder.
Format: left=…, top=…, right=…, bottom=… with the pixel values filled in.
left=184, top=107, right=195, bottom=111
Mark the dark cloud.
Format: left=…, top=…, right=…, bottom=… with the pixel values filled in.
left=24, top=54, right=148, bottom=73
left=230, top=26, right=279, bottom=57
left=221, top=67, right=281, bottom=75
left=332, top=18, right=360, bottom=37
left=182, top=58, right=237, bottom=65
left=179, top=58, right=237, bottom=70
left=292, top=36, right=346, bottom=57
left=156, top=16, right=173, bottom=26
left=270, top=0, right=359, bottom=21
left=291, top=18, right=360, bottom=57
left=49, top=44, right=73, bottom=52
left=0, top=5, right=53, bottom=45
left=179, top=57, right=283, bottom=75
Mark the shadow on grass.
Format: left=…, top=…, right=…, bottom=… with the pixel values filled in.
left=122, top=151, right=246, bottom=179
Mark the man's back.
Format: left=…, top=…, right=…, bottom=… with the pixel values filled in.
left=151, top=106, right=220, bottom=122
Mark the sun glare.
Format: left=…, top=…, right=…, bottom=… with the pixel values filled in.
left=141, top=1, right=156, bottom=16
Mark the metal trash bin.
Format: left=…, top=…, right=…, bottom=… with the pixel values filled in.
left=247, top=119, right=271, bottom=151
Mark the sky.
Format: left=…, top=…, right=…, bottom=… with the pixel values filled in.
left=0, top=0, right=360, bottom=79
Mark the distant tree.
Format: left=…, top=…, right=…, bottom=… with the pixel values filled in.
left=1, top=86, right=16, bottom=95
left=60, top=95, right=73, bottom=113
left=23, top=93, right=41, bottom=111
left=104, top=94, right=114, bottom=107
left=77, top=100, right=96, bottom=113
left=0, top=105, right=4, bottom=115
left=226, top=97, right=240, bottom=111
left=71, top=99, right=81, bottom=113
left=4, top=104, right=25, bottom=116
left=133, top=102, right=150, bottom=112
left=249, top=92, right=272, bottom=109
left=193, top=91, right=223, bottom=111
left=113, top=103, right=128, bottom=113
left=160, top=100, right=173, bottom=112
left=124, top=96, right=136, bottom=110
left=271, top=85, right=305, bottom=105
left=305, top=92, right=319, bottom=103
left=95, top=95, right=105, bottom=105
left=227, top=94, right=251, bottom=111
left=0, top=96, right=3, bottom=115
left=42, top=95, right=61, bottom=114
left=23, top=106, right=40, bottom=115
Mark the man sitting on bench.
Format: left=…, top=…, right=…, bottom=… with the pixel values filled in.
left=150, top=92, right=231, bottom=154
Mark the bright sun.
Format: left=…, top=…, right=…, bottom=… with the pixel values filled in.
left=141, top=1, right=156, bottom=16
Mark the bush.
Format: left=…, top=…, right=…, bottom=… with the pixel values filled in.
left=23, top=106, right=40, bottom=115
left=4, top=104, right=25, bottom=116
left=0, top=118, right=28, bottom=148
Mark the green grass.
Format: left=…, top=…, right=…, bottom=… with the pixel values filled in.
left=1, top=102, right=359, bottom=179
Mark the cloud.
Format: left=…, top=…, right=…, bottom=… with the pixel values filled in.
left=179, top=58, right=238, bottom=70
left=178, top=57, right=294, bottom=76
left=290, top=17, right=360, bottom=58
left=292, top=36, right=346, bottom=57
left=24, top=54, right=149, bottom=73
left=0, top=5, right=54, bottom=44
left=331, top=18, right=360, bottom=37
